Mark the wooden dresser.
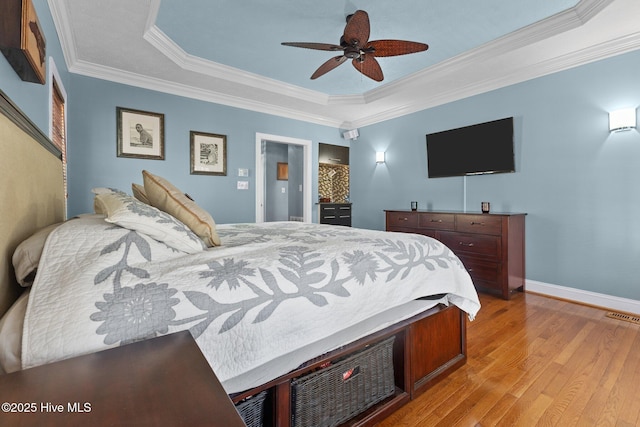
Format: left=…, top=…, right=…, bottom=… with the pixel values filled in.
left=319, top=202, right=352, bottom=226
left=385, top=210, right=526, bottom=299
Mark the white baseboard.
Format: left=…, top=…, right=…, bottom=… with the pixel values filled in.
left=525, top=279, right=640, bottom=315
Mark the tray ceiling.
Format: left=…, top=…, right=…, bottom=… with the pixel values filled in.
left=50, top=0, right=640, bottom=128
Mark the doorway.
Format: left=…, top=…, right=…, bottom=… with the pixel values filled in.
left=255, top=133, right=312, bottom=223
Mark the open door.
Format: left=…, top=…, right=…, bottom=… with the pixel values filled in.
left=255, top=133, right=312, bottom=223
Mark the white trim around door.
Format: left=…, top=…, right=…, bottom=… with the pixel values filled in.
left=255, top=132, right=312, bottom=223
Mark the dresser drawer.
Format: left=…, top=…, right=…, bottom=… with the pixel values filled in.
left=320, top=204, right=352, bottom=226
left=320, top=204, right=339, bottom=214
left=458, top=256, right=501, bottom=290
left=455, top=215, right=502, bottom=236
left=419, top=213, right=455, bottom=230
left=386, top=212, right=419, bottom=228
left=320, top=204, right=350, bottom=215
left=388, top=227, right=436, bottom=238
left=438, top=231, right=501, bottom=259
left=331, top=216, right=352, bottom=226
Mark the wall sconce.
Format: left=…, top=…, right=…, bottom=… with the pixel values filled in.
left=376, top=151, right=385, bottom=163
left=609, top=108, right=636, bottom=132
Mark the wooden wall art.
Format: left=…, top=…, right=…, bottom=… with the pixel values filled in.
left=0, top=0, right=47, bottom=84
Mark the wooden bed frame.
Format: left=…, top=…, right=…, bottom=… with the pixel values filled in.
left=231, top=303, right=466, bottom=426
left=0, top=89, right=467, bottom=426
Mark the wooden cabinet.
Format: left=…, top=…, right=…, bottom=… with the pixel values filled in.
left=319, top=143, right=349, bottom=165
left=386, top=210, right=526, bottom=300
left=319, top=203, right=352, bottom=226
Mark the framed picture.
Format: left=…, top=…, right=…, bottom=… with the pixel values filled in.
left=116, top=107, right=164, bottom=160
left=190, top=131, right=227, bottom=176
left=277, top=162, right=288, bottom=180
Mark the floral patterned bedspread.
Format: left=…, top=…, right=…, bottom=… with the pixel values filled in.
left=22, top=217, right=480, bottom=393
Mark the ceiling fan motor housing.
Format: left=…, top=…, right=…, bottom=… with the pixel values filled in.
left=344, top=46, right=361, bottom=59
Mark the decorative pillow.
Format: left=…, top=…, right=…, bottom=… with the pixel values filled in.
left=142, top=170, right=221, bottom=247
left=92, top=187, right=121, bottom=215
left=94, top=190, right=206, bottom=254
left=12, top=223, right=62, bottom=287
left=132, top=183, right=150, bottom=204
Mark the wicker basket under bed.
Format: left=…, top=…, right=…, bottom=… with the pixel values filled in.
left=291, top=336, right=396, bottom=427
left=235, top=390, right=268, bottom=427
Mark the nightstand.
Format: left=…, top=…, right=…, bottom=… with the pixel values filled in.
left=0, top=331, right=245, bottom=426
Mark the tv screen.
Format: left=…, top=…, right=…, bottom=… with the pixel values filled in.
left=426, top=117, right=515, bottom=178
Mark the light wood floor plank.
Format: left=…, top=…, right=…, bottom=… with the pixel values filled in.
left=379, top=292, right=640, bottom=427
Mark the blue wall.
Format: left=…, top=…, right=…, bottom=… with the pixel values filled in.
left=66, top=76, right=343, bottom=224
left=350, top=49, right=640, bottom=300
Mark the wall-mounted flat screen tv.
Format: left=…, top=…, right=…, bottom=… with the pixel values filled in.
left=426, top=117, right=515, bottom=178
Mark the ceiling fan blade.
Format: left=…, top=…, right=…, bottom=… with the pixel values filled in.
left=352, top=55, right=383, bottom=82
left=367, top=40, right=429, bottom=57
left=281, top=42, right=343, bottom=51
left=343, top=10, right=370, bottom=46
left=311, top=55, right=348, bottom=79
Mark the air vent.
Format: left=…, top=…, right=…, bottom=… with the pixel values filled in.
left=605, top=311, right=640, bottom=325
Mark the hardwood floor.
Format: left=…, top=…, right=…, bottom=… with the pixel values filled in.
left=379, top=292, right=640, bottom=427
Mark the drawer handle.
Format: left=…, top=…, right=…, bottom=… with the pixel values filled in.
left=459, top=242, right=475, bottom=247
left=324, top=215, right=336, bottom=219
left=339, top=207, right=350, bottom=210
left=339, top=215, right=350, bottom=218
left=470, top=221, right=484, bottom=226
left=430, top=219, right=442, bottom=223
left=398, top=217, right=409, bottom=221
left=324, top=207, right=336, bottom=210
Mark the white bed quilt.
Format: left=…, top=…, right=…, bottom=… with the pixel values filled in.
left=22, top=217, right=480, bottom=393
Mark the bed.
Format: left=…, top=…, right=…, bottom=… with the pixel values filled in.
left=0, top=89, right=480, bottom=426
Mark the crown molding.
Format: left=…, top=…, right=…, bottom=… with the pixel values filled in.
left=50, top=0, right=636, bottom=130
left=68, top=60, right=345, bottom=128
left=351, top=30, right=640, bottom=129
left=47, top=0, right=77, bottom=67
left=575, top=0, right=615, bottom=22
left=365, top=0, right=614, bottom=104
left=143, top=25, right=331, bottom=106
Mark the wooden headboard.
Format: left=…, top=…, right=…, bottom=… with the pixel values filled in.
left=0, top=90, right=65, bottom=316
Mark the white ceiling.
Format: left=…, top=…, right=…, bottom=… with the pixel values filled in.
left=50, top=0, right=640, bottom=129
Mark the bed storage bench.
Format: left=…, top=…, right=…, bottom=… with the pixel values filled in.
left=291, top=337, right=395, bottom=427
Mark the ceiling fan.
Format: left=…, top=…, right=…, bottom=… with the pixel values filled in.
left=281, top=10, right=428, bottom=82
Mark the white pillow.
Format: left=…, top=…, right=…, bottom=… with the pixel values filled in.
left=94, top=190, right=206, bottom=254
left=0, top=290, right=29, bottom=374
left=12, top=223, right=62, bottom=287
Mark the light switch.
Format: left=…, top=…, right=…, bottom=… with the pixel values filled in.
left=281, top=187, right=286, bottom=193
left=237, top=181, right=249, bottom=190
left=238, top=168, right=249, bottom=177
